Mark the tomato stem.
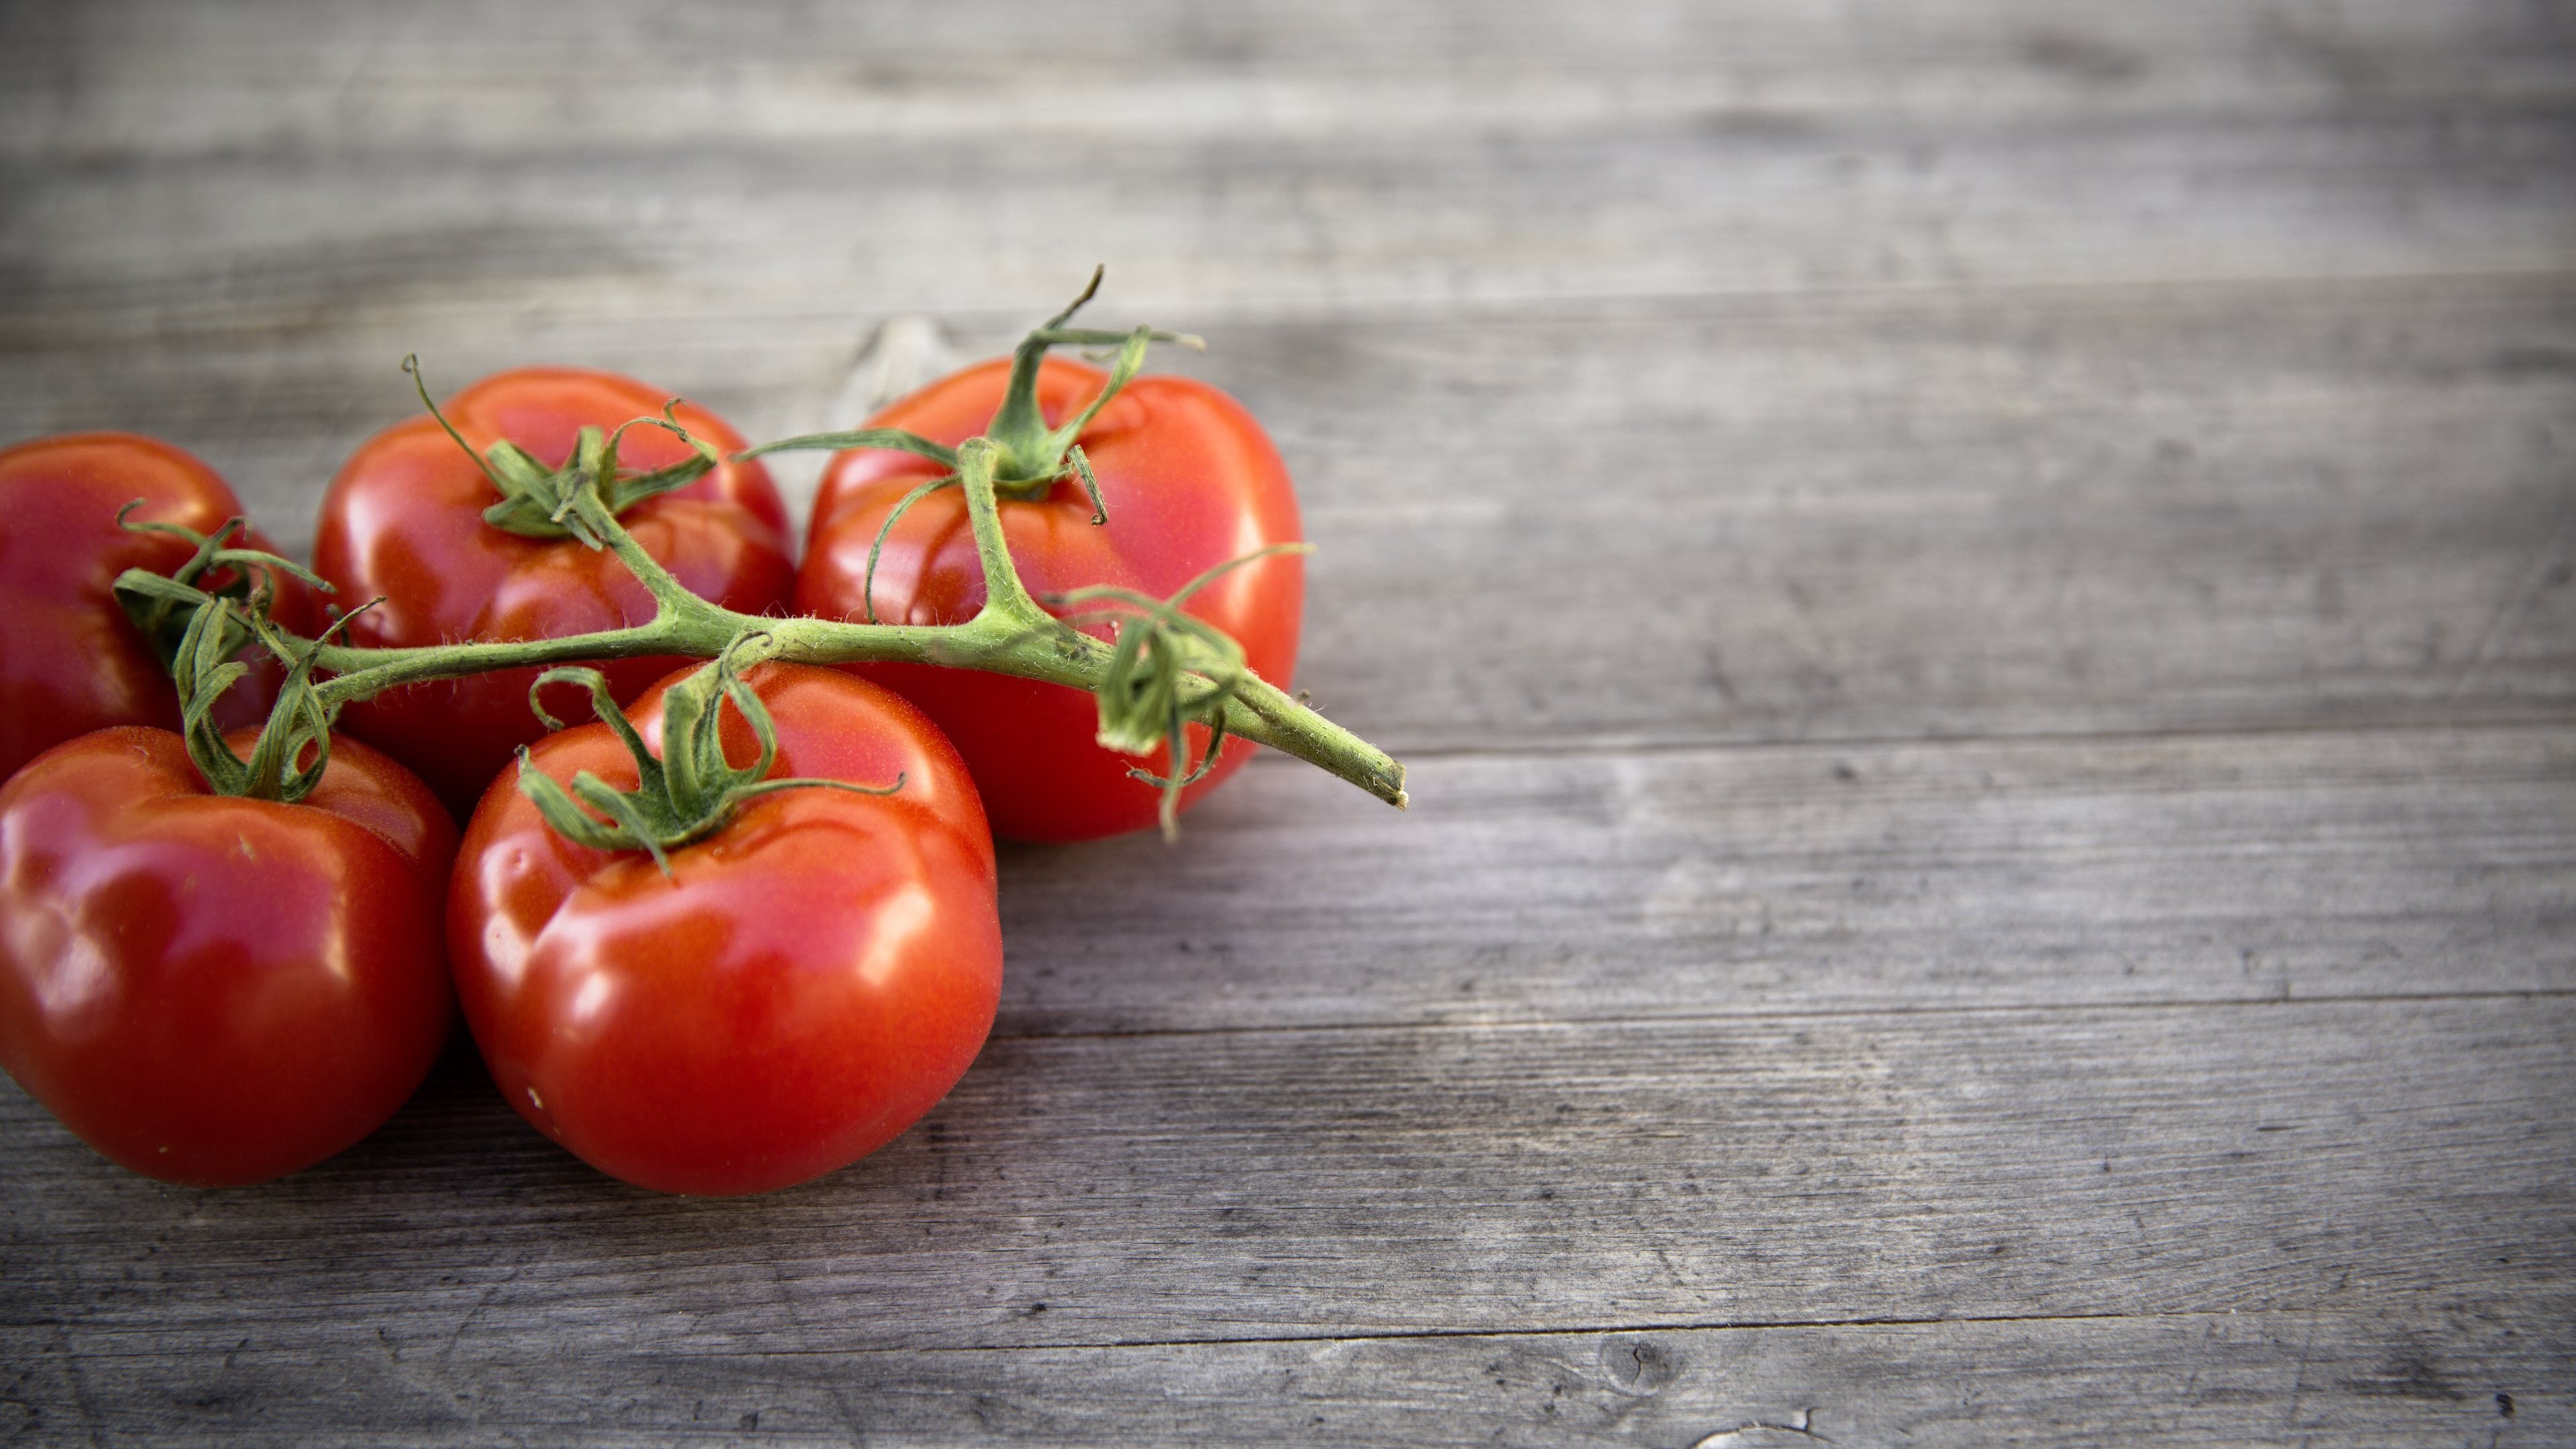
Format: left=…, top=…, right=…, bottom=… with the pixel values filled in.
left=951, top=439, right=1051, bottom=629
left=110, top=279, right=1407, bottom=820
left=115, top=529, right=1406, bottom=814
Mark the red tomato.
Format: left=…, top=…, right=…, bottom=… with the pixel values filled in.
left=313, top=368, right=793, bottom=814
left=0, top=727, right=456, bottom=1186
left=0, top=433, right=319, bottom=781
left=449, top=663, right=1001, bottom=1195
left=796, top=358, right=1303, bottom=841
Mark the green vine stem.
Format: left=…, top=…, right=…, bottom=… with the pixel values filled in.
left=116, top=435, right=1409, bottom=814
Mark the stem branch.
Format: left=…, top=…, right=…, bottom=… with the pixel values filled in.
left=156, top=468, right=1405, bottom=808
left=141, top=299, right=1407, bottom=816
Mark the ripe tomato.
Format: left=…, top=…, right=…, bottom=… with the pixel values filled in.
left=0, top=727, right=456, bottom=1186
left=313, top=368, right=793, bottom=814
left=795, top=357, right=1303, bottom=841
left=449, top=662, right=1001, bottom=1195
left=0, top=433, right=319, bottom=781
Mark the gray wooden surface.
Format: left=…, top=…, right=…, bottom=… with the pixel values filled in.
left=2, top=2, right=2570, bottom=1445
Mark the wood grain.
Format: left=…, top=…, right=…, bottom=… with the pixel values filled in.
left=13, top=0, right=2574, bottom=152
left=994, top=723, right=2576, bottom=1034
left=1257, top=275, right=2576, bottom=751
left=3, top=996, right=2568, bottom=1440
left=1, top=0, right=2570, bottom=1443
left=3, top=1, right=2569, bottom=321
left=7, top=1313, right=2561, bottom=1447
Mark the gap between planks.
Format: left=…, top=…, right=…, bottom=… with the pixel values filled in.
left=982, top=987, right=2576, bottom=1046
left=22, top=263, right=2572, bottom=351
left=1283, top=710, right=2576, bottom=769
left=686, top=1306, right=2440, bottom=1360
left=890, top=262, right=2576, bottom=335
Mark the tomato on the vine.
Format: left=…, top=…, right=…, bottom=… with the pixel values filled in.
left=796, top=356, right=1303, bottom=841
left=0, top=433, right=319, bottom=780
left=448, top=661, right=1001, bottom=1196
left=313, top=368, right=792, bottom=813
left=0, top=727, right=456, bottom=1186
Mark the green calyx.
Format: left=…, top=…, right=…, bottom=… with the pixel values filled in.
left=739, top=264, right=1197, bottom=500
left=112, top=508, right=355, bottom=804
left=1048, top=541, right=1313, bottom=840
left=513, top=639, right=904, bottom=877
left=404, top=356, right=720, bottom=547
left=977, top=265, right=1202, bottom=489
left=733, top=268, right=1192, bottom=625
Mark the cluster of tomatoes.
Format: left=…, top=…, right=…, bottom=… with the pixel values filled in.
left=0, top=335, right=1304, bottom=1195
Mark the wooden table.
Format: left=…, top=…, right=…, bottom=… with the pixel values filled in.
left=4, top=3, right=2571, bottom=1444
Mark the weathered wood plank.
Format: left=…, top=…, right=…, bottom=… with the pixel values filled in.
left=5, top=998, right=2567, bottom=1359
left=12, top=0, right=2574, bottom=162
left=14, top=1311, right=2552, bottom=1448
left=5, top=276, right=2565, bottom=749
left=1262, top=276, right=2576, bottom=751
left=994, top=723, right=2576, bottom=1034
left=2, top=2, right=2569, bottom=345
left=4, top=78, right=2565, bottom=339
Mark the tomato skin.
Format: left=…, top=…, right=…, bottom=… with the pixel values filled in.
left=0, top=434, right=319, bottom=782
left=796, top=358, right=1303, bottom=842
left=448, top=663, right=1001, bottom=1196
left=0, top=727, right=457, bottom=1186
left=313, top=369, right=793, bottom=814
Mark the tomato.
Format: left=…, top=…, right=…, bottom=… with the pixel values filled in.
left=0, top=433, right=319, bottom=782
left=313, top=368, right=793, bottom=814
left=448, top=662, right=1001, bottom=1195
left=795, top=356, right=1303, bottom=841
left=0, top=727, right=456, bottom=1186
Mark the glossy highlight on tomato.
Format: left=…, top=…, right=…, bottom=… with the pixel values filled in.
left=448, top=663, right=1002, bottom=1196
left=0, top=433, right=318, bottom=781
left=796, top=357, right=1303, bottom=842
left=313, top=368, right=793, bottom=813
left=0, top=727, right=457, bottom=1186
